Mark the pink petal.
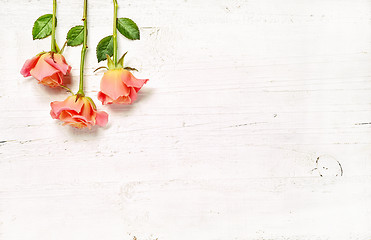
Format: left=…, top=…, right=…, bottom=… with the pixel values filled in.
left=60, top=111, right=90, bottom=129
left=71, top=115, right=92, bottom=126
left=128, top=87, right=137, bottom=103
left=44, top=53, right=71, bottom=75
left=77, top=98, right=95, bottom=124
left=114, top=96, right=132, bottom=104
left=65, top=121, right=89, bottom=129
left=39, top=73, right=62, bottom=88
left=30, top=54, right=60, bottom=81
left=97, top=91, right=114, bottom=105
left=50, top=96, right=84, bottom=118
left=20, top=55, right=41, bottom=77
left=96, top=111, right=109, bottom=127
left=100, top=69, right=130, bottom=101
left=50, top=110, right=57, bottom=119
left=121, top=70, right=148, bottom=89
left=58, top=110, right=75, bottom=122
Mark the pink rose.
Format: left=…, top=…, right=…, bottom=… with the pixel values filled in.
left=21, top=52, right=71, bottom=88
left=50, top=95, right=108, bottom=129
left=98, top=68, right=148, bottom=105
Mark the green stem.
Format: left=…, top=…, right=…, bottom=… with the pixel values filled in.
left=59, top=41, right=67, bottom=54
left=51, top=0, right=57, bottom=52
left=59, top=85, right=72, bottom=93
left=113, top=0, right=118, bottom=65
left=77, top=0, right=88, bottom=96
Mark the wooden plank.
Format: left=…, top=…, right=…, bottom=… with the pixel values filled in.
left=0, top=0, right=370, bottom=239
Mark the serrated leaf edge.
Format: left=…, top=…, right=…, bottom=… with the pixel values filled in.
left=116, top=18, right=140, bottom=40
left=32, top=14, right=54, bottom=40
left=96, top=35, right=114, bottom=63
left=66, top=25, right=84, bottom=47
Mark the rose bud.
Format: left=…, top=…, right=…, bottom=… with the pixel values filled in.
left=21, top=52, right=71, bottom=88
left=50, top=95, right=108, bottom=129
left=98, top=68, right=148, bottom=105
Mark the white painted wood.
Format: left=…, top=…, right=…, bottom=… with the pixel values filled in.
left=1, top=0, right=371, bottom=239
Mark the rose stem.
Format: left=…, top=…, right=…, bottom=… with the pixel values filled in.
left=51, top=0, right=57, bottom=53
left=77, top=0, right=88, bottom=96
left=113, top=0, right=118, bottom=66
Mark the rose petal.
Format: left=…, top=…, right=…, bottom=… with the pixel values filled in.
left=97, top=91, right=114, bottom=105
left=40, top=73, right=62, bottom=88
left=96, top=111, right=108, bottom=127
left=66, top=121, right=89, bottom=129
left=128, top=87, right=138, bottom=103
left=20, top=55, right=41, bottom=77
left=50, top=109, right=57, bottom=119
left=50, top=96, right=84, bottom=118
left=62, top=111, right=90, bottom=129
left=59, top=110, right=75, bottom=122
left=114, top=95, right=132, bottom=104
left=51, top=96, right=107, bottom=129
left=30, top=54, right=60, bottom=81
left=121, top=70, right=148, bottom=89
left=44, top=53, right=71, bottom=75
left=100, top=69, right=130, bottom=101
left=76, top=98, right=95, bottom=124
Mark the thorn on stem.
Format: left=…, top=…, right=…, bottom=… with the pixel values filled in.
left=50, top=52, right=57, bottom=63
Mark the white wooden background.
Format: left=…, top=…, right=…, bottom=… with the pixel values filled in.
left=1, top=0, right=371, bottom=239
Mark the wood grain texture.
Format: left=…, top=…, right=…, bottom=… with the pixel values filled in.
left=0, top=0, right=371, bottom=239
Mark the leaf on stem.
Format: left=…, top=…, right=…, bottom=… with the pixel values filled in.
left=96, top=35, right=114, bottom=62
left=66, top=25, right=84, bottom=46
left=32, top=14, right=56, bottom=40
left=117, top=18, right=140, bottom=40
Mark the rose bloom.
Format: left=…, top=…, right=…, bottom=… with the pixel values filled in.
left=21, top=52, right=71, bottom=88
left=50, top=95, right=108, bottom=129
left=98, top=68, right=148, bottom=105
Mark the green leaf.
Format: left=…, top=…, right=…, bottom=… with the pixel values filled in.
left=116, top=18, right=140, bottom=40
left=66, top=25, right=84, bottom=46
left=32, top=14, right=55, bottom=40
left=96, top=35, right=114, bottom=62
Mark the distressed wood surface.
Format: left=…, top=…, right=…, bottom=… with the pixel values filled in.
left=1, top=0, right=371, bottom=239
